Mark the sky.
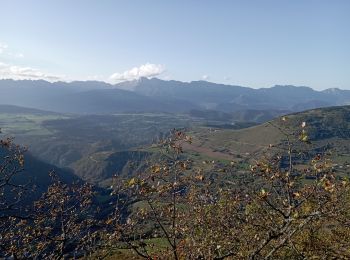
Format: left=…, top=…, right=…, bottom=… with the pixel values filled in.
left=0, top=0, right=349, bottom=90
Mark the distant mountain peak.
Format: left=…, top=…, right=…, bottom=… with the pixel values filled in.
left=323, top=87, right=342, bottom=93
left=1, top=78, right=350, bottom=115
left=271, top=85, right=312, bottom=90
left=137, top=76, right=149, bottom=82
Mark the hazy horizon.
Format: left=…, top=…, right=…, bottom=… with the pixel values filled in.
left=0, top=76, right=348, bottom=92
left=1, top=0, right=349, bottom=90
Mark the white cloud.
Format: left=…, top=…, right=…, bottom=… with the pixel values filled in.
left=0, top=42, right=24, bottom=59
left=6, top=52, right=25, bottom=58
left=14, top=53, right=24, bottom=58
left=202, top=75, right=210, bottom=80
left=0, top=61, right=63, bottom=81
left=110, top=63, right=164, bottom=82
left=0, top=42, right=8, bottom=54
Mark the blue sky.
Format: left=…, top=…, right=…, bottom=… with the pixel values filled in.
left=0, top=0, right=349, bottom=89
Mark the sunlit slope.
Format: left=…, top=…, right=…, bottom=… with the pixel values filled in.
left=185, top=106, right=350, bottom=165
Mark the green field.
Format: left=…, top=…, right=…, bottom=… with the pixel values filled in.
left=2, top=106, right=350, bottom=186
left=0, top=113, right=68, bottom=135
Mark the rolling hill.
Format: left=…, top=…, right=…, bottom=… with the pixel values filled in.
left=2, top=103, right=350, bottom=187
left=183, top=106, right=350, bottom=175
left=0, top=146, right=79, bottom=205
left=0, top=107, right=195, bottom=185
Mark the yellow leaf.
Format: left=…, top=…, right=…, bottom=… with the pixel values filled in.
left=293, top=192, right=301, bottom=198
left=151, top=165, right=161, bottom=173
left=195, top=175, right=204, bottom=181
left=105, top=218, right=113, bottom=225
left=128, top=178, right=136, bottom=186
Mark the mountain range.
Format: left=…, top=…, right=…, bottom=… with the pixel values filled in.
left=0, top=78, right=349, bottom=114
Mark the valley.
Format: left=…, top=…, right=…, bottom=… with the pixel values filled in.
left=2, top=85, right=350, bottom=259
left=1, top=2, right=349, bottom=258
left=2, top=101, right=350, bottom=188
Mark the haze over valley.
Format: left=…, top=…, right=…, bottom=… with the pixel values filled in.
left=1, top=1, right=350, bottom=259
left=1, top=77, right=349, bottom=186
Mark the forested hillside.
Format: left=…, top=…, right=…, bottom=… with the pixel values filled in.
left=1, top=0, right=349, bottom=258
left=1, top=106, right=350, bottom=259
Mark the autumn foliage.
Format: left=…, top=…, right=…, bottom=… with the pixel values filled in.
left=1, top=124, right=350, bottom=259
